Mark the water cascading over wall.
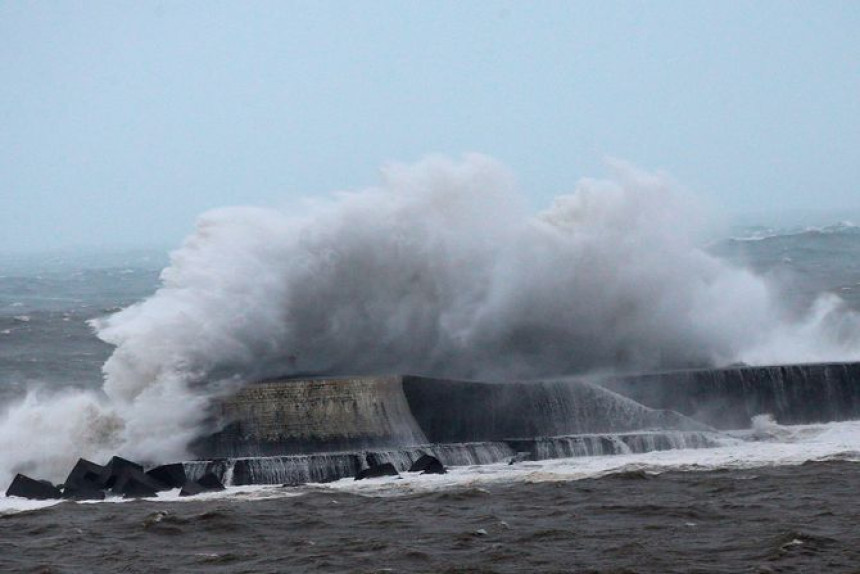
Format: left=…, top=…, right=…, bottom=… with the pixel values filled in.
left=193, top=375, right=708, bottom=460
left=187, top=362, right=860, bottom=485
left=599, top=362, right=860, bottom=429
left=398, top=376, right=707, bottom=442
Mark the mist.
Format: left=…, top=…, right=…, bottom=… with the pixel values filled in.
left=2, top=155, right=858, bottom=485
left=96, top=155, right=860, bottom=383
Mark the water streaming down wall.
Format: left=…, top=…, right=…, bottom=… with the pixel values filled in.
left=186, top=362, right=860, bottom=485
left=364, top=442, right=516, bottom=470
left=184, top=453, right=364, bottom=486
left=600, top=362, right=860, bottom=429
left=399, top=376, right=709, bottom=443
left=183, top=442, right=516, bottom=486
left=193, top=375, right=706, bottom=459
left=183, top=433, right=722, bottom=486
left=505, top=431, right=726, bottom=461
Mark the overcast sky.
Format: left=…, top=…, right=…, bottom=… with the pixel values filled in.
left=2, top=1, right=858, bottom=253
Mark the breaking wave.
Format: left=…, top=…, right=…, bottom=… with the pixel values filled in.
left=728, top=221, right=860, bottom=242
left=1, top=154, right=859, bottom=485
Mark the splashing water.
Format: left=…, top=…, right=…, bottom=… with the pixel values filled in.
left=1, top=154, right=859, bottom=485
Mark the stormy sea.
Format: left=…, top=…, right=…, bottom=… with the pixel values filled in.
left=1, top=158, right=860, bottom=572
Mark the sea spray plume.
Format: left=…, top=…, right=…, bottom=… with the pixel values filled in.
left=96, top=154, right=524, bottom=384
left=2, top=154, right=859, bottom=486
left=0, top=389, right=121, bottom=486
left=96, top=153, right=860, bottom=387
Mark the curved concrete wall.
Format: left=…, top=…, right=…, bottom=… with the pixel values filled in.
left=193, top=375, right=427, bottom=458
left=399, top=376, right=704, bottom=443
left=193, top=362, right=860, bottom=459
left=599, top=362, right=860, bottom=429
left=193, top=375, right=704, bottom=458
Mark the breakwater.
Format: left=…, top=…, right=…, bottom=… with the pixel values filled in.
left=188, top=362, right=860, bottom=485
left=185, top=431, right=722, bottom=486
left=192, top=376, right=705, bottom=459
left=600, top=362, right=860, bottom=429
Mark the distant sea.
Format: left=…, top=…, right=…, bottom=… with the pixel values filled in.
left=0, top=249, right=166, bottom=403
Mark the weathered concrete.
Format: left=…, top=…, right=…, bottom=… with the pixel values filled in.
left=145, top=463, right=187, bottom=490
left=64, top=458, right=106, bottom=491
left=5, top=474, right=61, bottom=500
left=112, top=469, right=161, bottom=499
left=194, top=375, right=427, bottom=458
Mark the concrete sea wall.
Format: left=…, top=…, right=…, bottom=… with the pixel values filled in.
left=399, top=376, right=706, bottom=443
left=185, top=431, right=721, bottom=486
left=193, top=375, right=427, bottom=458
left=193, top=375, right=707, bottom=459
left=192, top=362, right=860, bottom=469
left=601, top=362, right=860, bottom=429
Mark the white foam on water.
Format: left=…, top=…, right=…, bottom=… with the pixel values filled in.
left=0, top=484, right=303, bottom=515
left=0, top=497, right=63, bottom=516
left=314, top=419, right=860, bottom=498
left=1, top=418, right=858, bottom=514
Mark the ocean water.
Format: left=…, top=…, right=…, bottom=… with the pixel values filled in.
left=0, top=250, right=165, bottom=402
left=0, top=421, right=859, bottom=573
left=713, top=222, right=860, bottom=314
left=1, top=217, right=859, bottom=572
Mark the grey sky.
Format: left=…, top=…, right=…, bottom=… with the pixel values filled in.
left=2, top=1, right=858, bottom=253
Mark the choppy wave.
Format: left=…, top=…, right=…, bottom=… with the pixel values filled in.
left=1, top=154, right=860, bottom=487
left=728, top=221, right=860, bottom=242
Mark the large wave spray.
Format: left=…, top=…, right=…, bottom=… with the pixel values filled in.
left=1, top=154, right=858, bottom=484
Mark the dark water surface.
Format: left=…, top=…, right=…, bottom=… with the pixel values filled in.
left=2, top=460, right=858, bottom=573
